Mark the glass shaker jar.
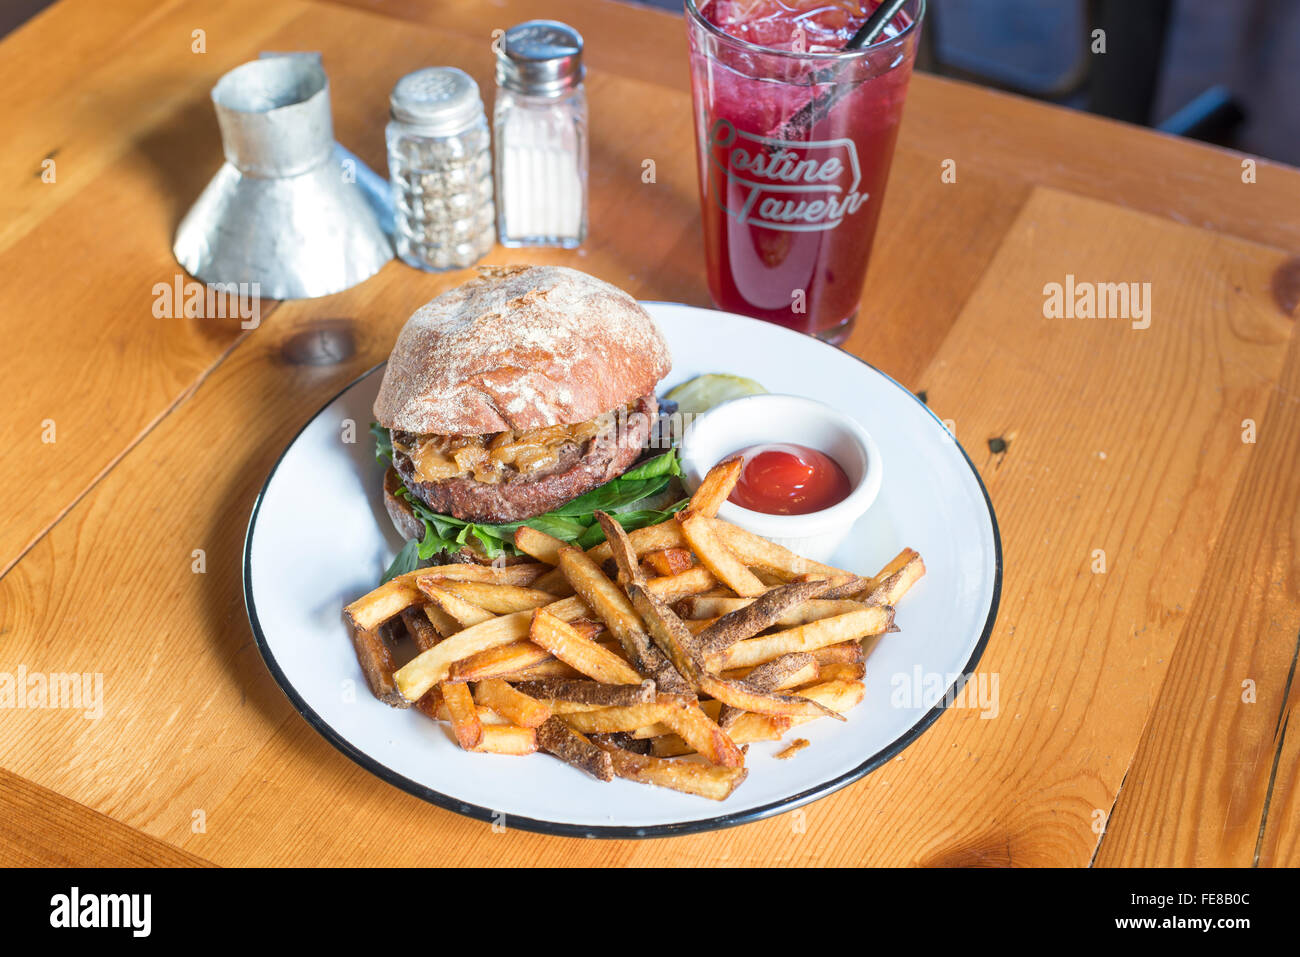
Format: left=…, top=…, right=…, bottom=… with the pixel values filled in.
left=493, top=21, right=588, bottom=248
left=386, top=67, right=495, bottom=271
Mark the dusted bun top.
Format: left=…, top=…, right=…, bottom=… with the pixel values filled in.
left=374, top=265, right=672, bottom=436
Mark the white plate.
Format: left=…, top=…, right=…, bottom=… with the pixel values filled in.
left=243, top=303, right=1001, bottom=838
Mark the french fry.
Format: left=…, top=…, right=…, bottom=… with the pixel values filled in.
left=625, top=582, right=706, bottom=689
left=428, top=697, right=505, bottom=724
left=531, top=566, right=575, bottom=596
left=684, top=617, right=716, bottom=635
left=712, top=519, right=853, bottom=582
left=644, top=547, right=694, bottom=577
left=644, top=566, right=717, bottom=602
left=470, top=724, right=538, bottom=755
left=589, top=732, right=651, bottom=755
left=649, top=712, right=790, bottom=755
left=421, top=601, right=460, bottom=638
left=660, top=696, right=745, bottom=767
left=430, top=579, right=558, bottom=614
left=620, top=579, right=793, bottom=744
left=594, top=510, right=645, bottom=586
left=344, top=579, right=423, bottom=633
left=409, top=562, right=548, bottom=586
left=717, top=652, right=818, bottom=729
left=585, top=520, right=685, bottom=565
left=569, top=691, right=743, bottom=764
left=497, top=659, right=585, bottom=681
left=678, top=595, right=869, bottom=626
left=629, top=722, right=675, bottom=739
left=775, top=739, right=810, bottom=760
left=787, top=679, right=866, bottom=723
left=419, top=582, right=497, bottom=629
left=549, top=700, right=609, bottom=714
left=753, top=568, right=788, bottom=588
left=596, top=742, right=748, bottom=801
left=708, top=606, right=894, bottom=671
left=729, top=711, right=794, bottom=742
left=529, top=609, right=645, bottom=684
left=449, top=616, right=602, bottom=682
left=811, top=576, right=872, bottom=599
left=698, top=673, right=844, bottom=721
left=400, top=607, right=441, bottom=653
left=558, top=701, right=673, bottom=734
left=473, top=678, right=551, bottom=728
left=677, top=510, right=766, bottom=597
left=349, top=626, right=408, bottom=707
left=812, top=641, right=866, bottom=666
left=557, top=546, right=658, bottom=668
left=451, top=639, right=553, bottom=681
left=814, top=661, right=867, bottom=683
left=697, top=579, right=832, bottom=658
left=859, top=548, right=926, bottom=605
left=514, top=678, right=656, bottom=708
left=689, top=458, right=743, bottom=517
left=536, top=717, right=614, bottom=781
left=594, top=511, right=707, bottom=695
left=441, top=681, right=483, bottom=750
left=414, top=685, right=442, bottom=721
left=513, top=525, right=567, bottom=565
left=646, top=736, right=691, bottom=757
left=394, top=595, right=590, bottom=700
left=568, top=618, right=607, bottom=641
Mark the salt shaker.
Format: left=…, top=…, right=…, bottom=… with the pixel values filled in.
left=386, top=67, right=495, bottom=271
left=493, top=21, right=589, bottom=248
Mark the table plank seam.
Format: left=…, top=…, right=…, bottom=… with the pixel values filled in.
left=1253, top=628, right=1299, bottom=866
left=0, top=767, right=219, bottom=868
left=1088, top=765, right=1130, bottom=867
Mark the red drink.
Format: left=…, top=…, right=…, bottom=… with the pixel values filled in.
left=686, top=0, right=923, bottom=343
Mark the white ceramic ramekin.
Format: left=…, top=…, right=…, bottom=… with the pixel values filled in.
left=678, top=394, right=883, bottom=564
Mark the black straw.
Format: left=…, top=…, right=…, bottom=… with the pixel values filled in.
left=846, top=0, right=909, bottom=49
left=773, top=0, right=911, bottom=140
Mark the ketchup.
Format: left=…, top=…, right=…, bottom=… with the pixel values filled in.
left=726, top=443, right=852, bottom=515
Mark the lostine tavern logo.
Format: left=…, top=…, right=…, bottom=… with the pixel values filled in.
left=706, top=119, right=868, bottom=232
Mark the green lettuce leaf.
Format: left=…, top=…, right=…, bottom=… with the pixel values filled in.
left=375, top=427, right=686, bottom=568
left=380, top=539, right=420, bottom=584
left=370, top=421, right=393, bottom=465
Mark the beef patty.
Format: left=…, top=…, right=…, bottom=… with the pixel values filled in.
left=391, top=394, right=659, bottom=524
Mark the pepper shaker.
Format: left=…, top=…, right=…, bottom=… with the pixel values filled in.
left=493, top=21, right=589, bottom=248
left=386, top=67, right=495, bottom=271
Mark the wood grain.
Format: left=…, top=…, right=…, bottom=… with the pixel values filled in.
left=1, top=0, right=1298, bottom=867
left=0, top=768, right=213, bottom=867
left=1094, top=326, right=1300, bottom=866
left=4, top=181, right=1292, bottom=866
left=0, top=0, right=306, bottom=574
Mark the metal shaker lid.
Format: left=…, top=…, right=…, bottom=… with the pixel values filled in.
left=390, top=67, right=485, bottom=135
left=496, top=20, right=585, bottom=96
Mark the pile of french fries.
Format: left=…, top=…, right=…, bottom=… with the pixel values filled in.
left=343, top=460, right=925, bottom=801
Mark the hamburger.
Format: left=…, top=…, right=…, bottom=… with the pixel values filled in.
left=372, top=265, right=682, bottom=565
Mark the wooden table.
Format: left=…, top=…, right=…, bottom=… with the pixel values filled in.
left=1, top=0, right=1296, bottom=868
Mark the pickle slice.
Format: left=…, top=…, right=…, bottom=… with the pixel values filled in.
left=664, top=374, right=768, bottom=417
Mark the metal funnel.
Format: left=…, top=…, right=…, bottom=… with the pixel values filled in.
left=173, top=56, right=393, bottom=300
